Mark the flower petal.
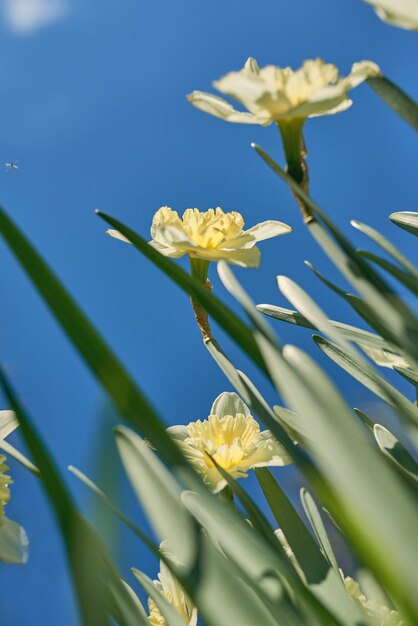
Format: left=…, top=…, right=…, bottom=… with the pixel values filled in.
left=345, top=60, right=381, bottom=89
left=187, top=91, right=260, bottom=124
left=107, top=229, right=131, bottom=244
left=244, top=220, right=292, bottom=243
left=0, top=411, right=18, bottom=442
left=209, top=392, right=251, bottom=419
left=249, top=431, right=292, bottom=468
left=166, top=425, right=190, bottom=442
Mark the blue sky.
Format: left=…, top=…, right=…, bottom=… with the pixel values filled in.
left=0, top=0, right=417, bottom=623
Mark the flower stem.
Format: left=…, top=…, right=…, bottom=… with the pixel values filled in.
left=277, top=119, right=313, bottom=223
left=189, top=258, right=213, bottom=342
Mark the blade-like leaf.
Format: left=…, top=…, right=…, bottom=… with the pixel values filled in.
left=312, top=335, right=418, bottom=426
left=357, top=250, right=418, bottom=296
left=254, top=334, right=418, bottom=622
left=0, top=368, right=111, bottom=626
left=390, top=211, right=418, bottom=236
left=255, top=469, right=365, bottom=626
left=367, top=76, right=418, bottom=131
left=373, top=424, right=418, bottom=486
left=300, top=489, right=339, bottom=573
left=251, top=146, right=418, bottom=368
left=257, top=304, right=395, bottom=351
left=96, top=211, right=265, bottom=372
left=68, top=465, right=160, bottom=557
left=351, top=220, right=418, bottom=277
left=114, top=426, right=197, bottom=569
left=0, top=206, right=188, bottom=469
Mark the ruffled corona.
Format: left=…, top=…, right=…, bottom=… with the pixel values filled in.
left=167, top=392, right=291, bottom=492
left=188, top=57, right=380, bottom=126
left=108, top=206, right=291, bottom=268
left=343, top=575, right=403, bottom=626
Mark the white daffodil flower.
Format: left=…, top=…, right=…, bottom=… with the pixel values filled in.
left=148, top=560, right=197, bottom=626
left=108, top=206, right=291, bottom=269
left=167, top=392, right=291, bottom=492
left=188, top=57, right=380, bottom=126
left=0, top=411, right=18, bottom=523
left=343, top=574, right=403, bottom=626
left=363, top=0, right=418, bottom=30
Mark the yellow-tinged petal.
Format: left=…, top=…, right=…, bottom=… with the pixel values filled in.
left=362, top=0, right=418, bottom=30
left=189, top=56, right=381, bottom=125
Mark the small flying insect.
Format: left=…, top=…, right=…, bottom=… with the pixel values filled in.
left=5, top=161, right=19, bottom=172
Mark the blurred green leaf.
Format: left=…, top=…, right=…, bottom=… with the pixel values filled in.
left=0, top=368, right=111, bottom=626
left=390, top=211, right=418, bottom=236
left=255, top=469, right=364, bottom=626
left=312, top=335, right=418, bottom=426
left=367, top=76, right=418, bottom=131
left=114, top=426, right=197, bottom=570
left=0, top=206, right=188, bottom=470
left=300, top=489, right=339, bottom=573
left=373, top=424, right=418, bottom=486
left=255, top=334, right=418, bottom=622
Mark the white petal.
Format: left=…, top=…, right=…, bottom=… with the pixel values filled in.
left=189, top=246, right=260, bottom=268
left=249, top=431, right=292, bottom=468
left=244, top=220, right=292, bottom=243
left=187, top=91, right=260, bottom=124
left=149, top=240, right=185, bottom=258
left=107, top=229, right=131, bottom=244
left=166, top=425, right=189, bottom=442
left=346, top=60, right=381, bottom=89
left=0, top=411, right=18, bottom=442
left=210, top=392, right=251, bottom=419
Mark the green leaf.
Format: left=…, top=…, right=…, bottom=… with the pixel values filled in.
left=312, top=335, right=418, bottom=426
left=367, top=75, right=418, bottom=131
left=390, top=211, right=418, bottom=236
left=68, top=465, right=160, bottom=557
left=181, top=490, right=322, bottom=626
left=353, top=408, right=375, bottom=432
left=190, top=533, right=288, bottom=626
left=300, top=489, right=339, bottom=573
left=255, top=469, right=364, bottom=626
left=373, top=424, right=418, bottom=486
left=394, top=366, right=418, bottom=388
left=0, top=518, right=29, bottom=564
left=0, top=206, right=188, bottom=470
left=254, top=333, right=418, bottom=623
left=351, top=220, right=418, bottom=277
left=0, top=367, right=111, bottom=626
left=257, top=304, right=394, bottom=351
left=357, top=250, right=418, bottom=296
left=114, top=426, right=197, bottom=570
left=96, top=211, right=266, bottom=372
left=251, top=146, right=418, bottom=368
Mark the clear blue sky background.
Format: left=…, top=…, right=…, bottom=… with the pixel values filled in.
left=0, top=0, right=417, bottom=623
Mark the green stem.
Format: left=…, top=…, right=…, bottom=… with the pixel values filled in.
left=277, top=119, right=305, bottom=185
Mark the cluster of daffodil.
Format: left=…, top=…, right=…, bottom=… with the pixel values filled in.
left=105, top=54, right=416, bottom=626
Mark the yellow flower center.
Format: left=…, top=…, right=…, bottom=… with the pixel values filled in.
left=184, top=413, right=260, bottom=471
left=152, top=207, right=245, bottom=249
left=0, top=454, right=12, bottom=524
